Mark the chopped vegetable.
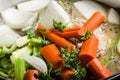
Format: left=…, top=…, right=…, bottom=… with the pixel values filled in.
left=53, top=19, right=68, bottom=32
left=53, top=30, right=82, bottom=39
left=17, top=0, right=51, bottom=12
left=60, top=47, right=87, bottom=79
left=22, top=56, right=48, bottom=72
left=1, top=8, right=38, bottom=29
left=36, top=25, right=75, bottom=50
left=14, top=59, right=25, bottom=80
left=107, top=8, right=120, bottom=25
left=54, top=27, right=81, bottom=32
left=0, top=25, right=21, bottom=47
left=16, top=36, right=30, bottom=47
left=10, top=45, right=32, bottom=63
left=40, top=44, right=64, bottom=68
left=24, top=70, right=39, bottom=80
left=39, top=0, right=71, bottom=30
left=87, top=58, right=112, bottom=79
left=78, top=35, right=99, bottom=66
left=80, top=29, right=93, bottom=41
left=34, top=64, right=61, bottom=80
left=74, top=1, right=106, bottom=20
left=79, top=11, right=105, bottom=36
left=61, top=68, right=75, bottom=79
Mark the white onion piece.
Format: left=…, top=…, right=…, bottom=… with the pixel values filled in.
left=22, top=56, right=47, bottom=72
left=17, top=0, right=51, bottom=12
left=107, top=8, right=120, bottom=25
left=39, top=0, right=71, bottom=30
left=1, top=8, right=38, bottom=29
left=0, top=0, right=13, bottom=12
left=74, top=1, right=107, bottom=21
left=0, top=25, right=21, bottom=47
left=117, top=40, right=120, bottom=54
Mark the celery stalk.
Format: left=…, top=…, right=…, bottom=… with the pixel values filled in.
left=14, top=59, right=25, bottom=80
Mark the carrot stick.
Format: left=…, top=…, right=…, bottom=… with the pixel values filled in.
left=40, top=44, right=64, bottom=68
left=24, top=70, right=39, bottom=80
left=87, top=58, right=112, bottom=79
left=36, top=25, right=75, bottom=50
left=61, top=68, right=75, bottom=79
left=78, top=35, right=99, bottom=66
left=53, top=30, right=83, bottom=38
left=78, top=11, right=105, bottom=36
left=53, top=27, right=81, bottom=32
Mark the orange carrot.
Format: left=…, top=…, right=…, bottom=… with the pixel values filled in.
left=40, top=44, right=64, bottom=68
left=36, top=25, right=75, bottom=50
left=53, top=30, right=83, bottom=38
left=78, top=12, right=105, bottom=36
left=78, top=35, right=99, bottom=66
left=61, top=68, right=75, bottom=79
left=24, top=70, right=39, bottom=80
left=87, top=58, right=112, bottom=79
left=53, top=27, right=81, bottom=32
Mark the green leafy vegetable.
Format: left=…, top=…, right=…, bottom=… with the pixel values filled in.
left=53, top=19, right=67, bottom=32
left=60, top=47, right=87, bottom=80
left=0, top=55, right=14, bottom=78
left=80, top=29, right=93, bottom=41
left=34, top=64, right=61, bottom=80
left=27, top=30, right=36, bottom=38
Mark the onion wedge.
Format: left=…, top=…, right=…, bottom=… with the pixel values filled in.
left=17, top=0, right=51, bottom=12
left=107, top=8, right=120, bottom=25
left=74, top=1, right=107, bottom=21
left=39, top=0, right=71, bottom=30
left=1, top=8, right=38, bottom=29
left=22, top=56, right=47, bottom=72
left=0, top=25, right=21, bottom=47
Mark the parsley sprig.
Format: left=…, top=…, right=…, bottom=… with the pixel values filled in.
left=53, top=19, right=67, bottom=32
left=60, top=47, right=87, bottom=80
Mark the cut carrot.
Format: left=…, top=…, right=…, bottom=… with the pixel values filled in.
left=61, top=68, right=75, bottom=79
left=87, top=58, right=112, bottom=79
left=53, top=30, right=83, bottom=38
left=78, top=35, right=99, bottom=66
left=78, top=11, right=105, bottom=36
left=24, top=70, right=39, bottom=80
left=36, top=25, right=75, bottom=50
left=84, top=11, right=105, bottom=32
left=40, top=44, right=64, bottom=68
left=53, top=27, right=81, bottom=32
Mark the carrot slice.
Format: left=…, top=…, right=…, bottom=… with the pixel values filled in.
left=24, top=70, right=39, bottom=80
left=78, top=35, right=99, bottom=66
left=40, top=44, right=64, bottom=68
left=36, top=25, right=75, bottom=50
left=87, top=58, right=112, bottom=79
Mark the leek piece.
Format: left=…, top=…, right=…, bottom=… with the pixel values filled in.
left=14, top=59, right=25, bottom=80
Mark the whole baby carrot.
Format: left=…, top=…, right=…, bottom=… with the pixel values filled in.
left=78, top=35, right=99, bottom=66
left=36, top=25, right=75, bottom=50
left=40, top=44, right=64, bottom=68
left=87, top=58, right=112, bottom=79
